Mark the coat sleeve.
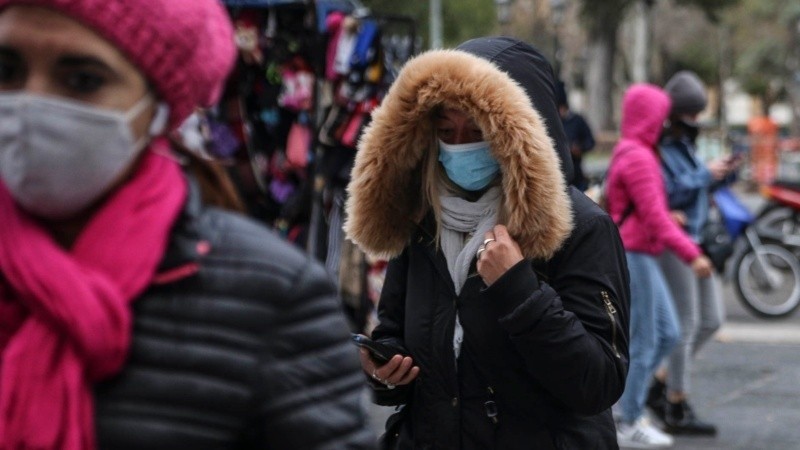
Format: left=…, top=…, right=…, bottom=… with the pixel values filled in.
left=369, top=249, right=415, bottom=406
left=661, top=144, right=712, bottom=207
left=483, top=211, right=630, bottom=415
left=256, top=257, right=378, bottom=450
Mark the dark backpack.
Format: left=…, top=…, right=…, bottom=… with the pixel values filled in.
left=585, top=172, right=633, bottom=227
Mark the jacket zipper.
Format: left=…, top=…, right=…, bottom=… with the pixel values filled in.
left=600, top=290, right=621, bottom=359
left=484, top=386, right=499, bottom=424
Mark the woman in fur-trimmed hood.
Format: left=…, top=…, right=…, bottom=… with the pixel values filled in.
left=346, top=37, right=630, bottom=450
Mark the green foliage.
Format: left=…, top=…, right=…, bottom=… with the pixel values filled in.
left=735, top=41, right=785, bottom=97
left=359, top=0, right=496, bottom=49
left=578, top=0, right=633, bottom=34
left=778, top=2, right=800, bottom=29
left=675, top=0, right=740, bottom=22
left=724, top=0, right=799, bottom=99
left=441, top=0, right=496, bottom=46
left=359, top=0, right=425, bottom=17
left=359, top=0, right=428, bottom=44
left=670, top=42, right=719, bottom=83
left=577, top=0, right=738, bottom=33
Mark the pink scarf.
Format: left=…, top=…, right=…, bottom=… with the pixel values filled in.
left=0, top=139, right=187, bottom=450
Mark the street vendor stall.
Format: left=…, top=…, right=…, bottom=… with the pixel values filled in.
left=205, top=0, right=416, bottom=332
left=209, top=0, right=352, bottom=242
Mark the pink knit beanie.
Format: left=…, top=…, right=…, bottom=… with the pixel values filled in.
left=0, top=0, right=236, bottom=129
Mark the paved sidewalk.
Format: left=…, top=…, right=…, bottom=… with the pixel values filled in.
left=717, top=321, right=800, bottom=344
left=669, top=340, right=800, bottom=450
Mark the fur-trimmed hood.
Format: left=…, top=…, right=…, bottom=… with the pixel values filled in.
left=344, top=37, right=574, bottom=260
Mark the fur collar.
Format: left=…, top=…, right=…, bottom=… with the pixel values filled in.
left=344, top=49, right=573, bottom=260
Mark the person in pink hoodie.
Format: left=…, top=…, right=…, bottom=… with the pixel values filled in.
left=606, top=84, right=713, bottom=449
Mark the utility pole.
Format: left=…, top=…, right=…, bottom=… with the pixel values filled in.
left=495, top=0, right=512, bottom=36
left=789, top=17, right=800, bottom=136
left=430, top=0, right=443, bottom=49
left=717, top=24, right=730, bottom=145
left=631, top=0, right=654, bottom=82
left=549, top=0, right=566, bottom=79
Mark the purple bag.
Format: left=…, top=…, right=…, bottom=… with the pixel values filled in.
left=208, top=121, right=241, bottom=159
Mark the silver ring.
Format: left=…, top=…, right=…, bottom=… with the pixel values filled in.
left=483, top=238, right=496, bottom=246
left=372, top=368, right=395, bottom=388
left=476, top=246, right=486, bottom=259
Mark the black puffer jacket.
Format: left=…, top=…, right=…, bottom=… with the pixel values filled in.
left=344, top=38, right=630, bottom=449
left=94, top=180, right=377, bottom=450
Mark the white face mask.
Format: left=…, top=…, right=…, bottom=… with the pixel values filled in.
left=0, top=92, right=167, bottom=219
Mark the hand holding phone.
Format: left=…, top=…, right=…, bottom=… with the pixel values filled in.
left=351, top=333, right=399, bottom=364
left=353, top=334, right=420, bottom=389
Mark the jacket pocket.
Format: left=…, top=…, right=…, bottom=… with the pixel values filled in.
left=600, top=290, right=621, bottom=359
left=380, top=407, right=405, bottom=450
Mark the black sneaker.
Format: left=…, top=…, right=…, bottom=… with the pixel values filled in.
left=646, top=377, right=667, bottom=423
left=664, top=400, right=718, bottom=436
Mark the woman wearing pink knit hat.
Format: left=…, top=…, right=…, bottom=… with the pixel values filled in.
left=0, top=1, right=376, bottom=449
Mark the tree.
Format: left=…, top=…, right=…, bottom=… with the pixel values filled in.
left=649, top=4, right=728, bottom=128
left=441, top=0, right=496, bottom=46
left=724, top=0, right=800, bottom=131
left=576, top=0, right=738, bottom=132
left=651, top=6, right=719, bottom=83
left=359, top=0, right=495, bottom=49
left=675, top=0, right=736, bottom=22
left=578, top=0, right=633, bottom=132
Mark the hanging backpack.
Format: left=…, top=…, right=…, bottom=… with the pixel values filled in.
left=349, top=19, right=380, bottom=71
left=586, top=149, right=634, bottom=226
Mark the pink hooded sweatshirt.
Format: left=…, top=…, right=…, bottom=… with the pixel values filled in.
left=606, top=84, right=702, bottom=263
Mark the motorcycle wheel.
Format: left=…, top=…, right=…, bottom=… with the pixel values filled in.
left=733, top=243, right=800, bottom=318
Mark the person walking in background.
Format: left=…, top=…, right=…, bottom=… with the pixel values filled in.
left=557, top=80, right=596, bottom=191
left=606, top=83, right=714, bottom=449
left=647, top=70, right=739, bottom=436
left=0, top=1, right=376, bottom=448
left=345, top=37, right=630, bottom=449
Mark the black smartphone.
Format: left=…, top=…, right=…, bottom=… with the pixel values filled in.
left=351, top=333, right=399, bottom=364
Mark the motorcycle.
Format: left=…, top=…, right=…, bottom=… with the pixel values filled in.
left=726, top=181, right=800, bottom=318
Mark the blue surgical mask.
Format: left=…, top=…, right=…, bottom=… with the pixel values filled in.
left=438, top=139, right=500, bottom=191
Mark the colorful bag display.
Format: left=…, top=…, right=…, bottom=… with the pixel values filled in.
left=286, top=121, right=312, bottom=169
left=340, top=112, right=367, bottom=148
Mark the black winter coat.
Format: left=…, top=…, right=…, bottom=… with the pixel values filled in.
left=372, top=189, right=629, bottom=450
left=343, top=37, right=631, bottom=450
left=94, top=180, right=377, bottom=450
